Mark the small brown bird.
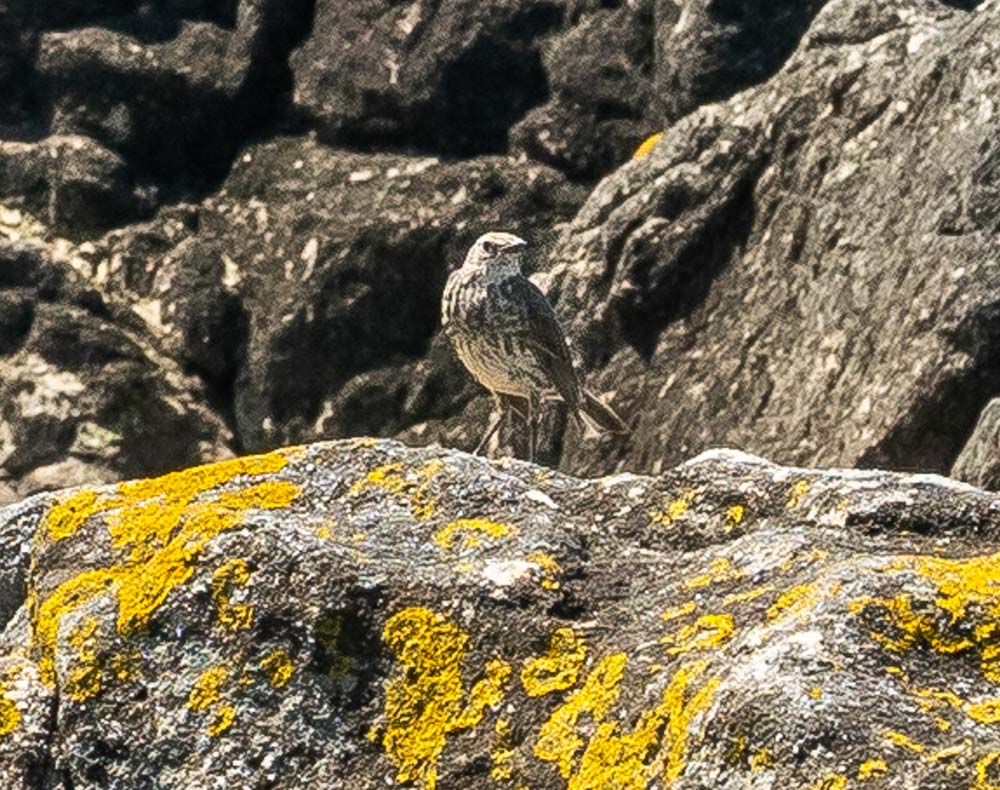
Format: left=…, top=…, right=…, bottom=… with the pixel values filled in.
left=441, top=231, right=627, bottom=460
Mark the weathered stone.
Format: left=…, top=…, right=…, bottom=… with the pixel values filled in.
left=952, top=398, right=1000, bottom=491
left=0, top=440, right=998, bottom=787
left=0, top=239, right=232, bottom=498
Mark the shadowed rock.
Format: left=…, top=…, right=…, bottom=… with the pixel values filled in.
left=0, top=439, right=998, bottom=787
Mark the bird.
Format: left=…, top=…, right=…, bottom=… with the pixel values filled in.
left=441, top=231, right=627, bottom=461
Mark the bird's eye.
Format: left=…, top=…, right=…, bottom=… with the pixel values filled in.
left=482, top=241, right=498, bottom=255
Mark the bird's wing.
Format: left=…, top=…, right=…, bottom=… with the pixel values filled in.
left=504, top=277, right=580, bottom=408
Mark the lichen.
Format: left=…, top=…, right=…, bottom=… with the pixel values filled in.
left=491, top=718, right=516, bottom=782
left=521, top=627, right=587, bottom=697
left=650, top=490, right=696, bottom=527
left=767, top=582, right=821, bottom=623
left=632, top=132, right=664, bottom=159
left=188, top=666, right=227, bottom=712
left=43, top=489, right=102, bottom=541
left=64, top=617, right=102, bottom=702
left=208, top=704, right=236, bottom=736
left=661, top=614, right=735, bottom=656
left=975, top=752, right=1000, bottom=789
left=0, top=681, right=20, bottom=739
left=724, top=504, right=745, bottom=530
left=684, top=558, right=742, bottom=591
left=380, top=607, right=511, bottom=790
left=350, top=459, right=443, bottom=521
left=260, top=649, right=295, bottom=688
left=786, top=480, right=811, bottom=508
left=434, top=519, right=512, bottom=551
left=31, top=450, right=299, bottom=688
left=884, top=729, right=924, bottom=753
left=526, top=552, right=563, bottom=590
left=534, top=655, right=719, bottom=787
left=749, top=747, right=773, bottom=770
left=808, top=774, right=847, bottom=790
left=212, top=559, right=254, bottom=631
left=857, top=759, right=888, bottom=779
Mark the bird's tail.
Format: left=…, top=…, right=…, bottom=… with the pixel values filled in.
left=578, top=388, right=628, bottom=435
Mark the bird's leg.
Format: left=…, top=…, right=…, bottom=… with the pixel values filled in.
left=526, top=393, right=538, bottom=464
left=474, top=392, right=505, bottom=456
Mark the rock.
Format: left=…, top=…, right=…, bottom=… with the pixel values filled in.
left=0, top=239, right=232, bottom=497
left=83, top=136, right=585, bottom=453
left=0, top=136, right=146, bottom=238
left=290, top=0, right=559, bottom=155
left=536, top=0, right=1000, bottom=477
left=952, top=398, right=1000, bottom=491
left=511, top=1, right=659, bottom=180
left=1, top=440, right=999, bottom=787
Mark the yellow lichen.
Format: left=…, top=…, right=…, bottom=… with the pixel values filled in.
left=767, top=582, right=820, bottom=623
left=650, top=490, right=696, bottom=527
left=661, top=601, right=697, bottom=622
left=809, top=775, right=847, bottom=790
left=260, top=649, right=295, bottom=689
left=491, top=718, right=516, bottom=782
left=808, top=687, right=823, bottom=700
left=31, top=451, right=298, bottom=688
left=211, top=559, right=254, bottom=631
left=749, top=747, right=773, bottom=770
left=975, top=752, right=1000, bottom=790
left=632, top=132, right=664, bottom=159
left=380, top=607, right=511, bottom=790
left=434, top=519, right=512, bottom=551
left=0, top=681, right=21, bottom=739
left=662, top=614, right=735, bottom=656
left=786, top=480, right=811, bottom=508
left=188, top=666, right=227, bottom=711
left=64, top=617, right=102, bottom=702
left=884, top=729, right=924, bottom=753
left=969, top=698, right=1000, bottom=724
left=721, top=585, right=774, bottom=607
left=851, top=551, right=1000, bottom=684
left=534, top=655, right=719, bottom=787
left=857, top=758, right=888, bottom=779
left=43, top=488, right=103, bottom=541
left=208, top=704, right=236, bottom=736
left=685, top=558, right=743, bottom=591
left=521, top=627, right=587, bottom=697
left=350, top=459, right=443, bottom=521
left=724, top=504, right=745, bottom=531
left=526, top=552, right=563, bottom=591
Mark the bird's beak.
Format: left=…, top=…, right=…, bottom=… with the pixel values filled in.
left=507, top=237, right=527, bottom=250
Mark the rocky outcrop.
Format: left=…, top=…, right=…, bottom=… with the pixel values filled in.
left=538, top=0, right=1000, bottom=477
left=953, top=397, right=1000, bottom=491
left=0, top=439, right=999, bottom=787
left=0, top=239, right=231, bottom=503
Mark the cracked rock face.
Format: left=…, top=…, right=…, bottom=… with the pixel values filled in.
left=0, top=440, right=999, bottom=788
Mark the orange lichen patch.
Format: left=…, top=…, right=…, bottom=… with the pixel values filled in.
left=857, top=759, right=888, bottom=779
left=211, top=559, right=254, bottom=631
left=260, top=649, right=295, bottom=689
left=884, top=729, right=925, bottom=753
left=43, top=488, right=102, bottom=541
left=521, top=627, right=587, bottom=697
left=650, top=490, right=697, bottom=527
left=379, top=607, right=511, bottom=790
left=767, top=582, right=821, bottom=623
left=749, top=747, right=773, bottom=770
left=724, top=504, right=745, bottom=531
left=721, top=585, right=774, bottom=607
left=685, top=558, right=743, bottom=591
left=30, top=450, right=298, bottom=687
left=808, top=774, right=847, bottom=790
left=786, top=480, right=811, bottom=508
left=188, top=666, right=228, bottom=711
left=974, top=752, right=1000, bottom=790
left=535, top=656, right=719, bottom=788
left=808, top=687, right=823, bottom=700
left=632, top=132, right=664, bottom=159
left=526, top=552, right=563, bottom=591
left=0, top=681, right=20, bottom=739
left=491, top=718, right=516, bottom=782
left=349, top=459, right=443, bottom=521
left=661, top=601, right=697, bottom=622
left=64, top=617, right=102, bottom=702
left=434, top=519, right=513, bottom=551
left=851, top=551, right=1000, bottom=684
left=662, top=614, right=735, bottom=656
left=968, top=698, right=1000, bottom=724
left=208, top=705, right=236, bottom=736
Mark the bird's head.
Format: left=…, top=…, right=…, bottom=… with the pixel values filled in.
left=464, top=231, right=527, bottom=279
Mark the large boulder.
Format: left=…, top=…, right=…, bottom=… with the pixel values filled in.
left=0, top=239, right=232, bottom=501
left=531, top=0, right=1000, bottom=477
left=0, top=439, right=998, bottom=787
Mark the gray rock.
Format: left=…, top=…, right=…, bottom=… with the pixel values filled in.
left=952, top=398, right=1000, bottom=491
left=0, top=439, right=998, bottom=787
left=0, top=239, right=232, bottom=498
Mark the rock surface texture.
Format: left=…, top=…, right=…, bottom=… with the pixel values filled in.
left=0, top=439, right=999, bottom=787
